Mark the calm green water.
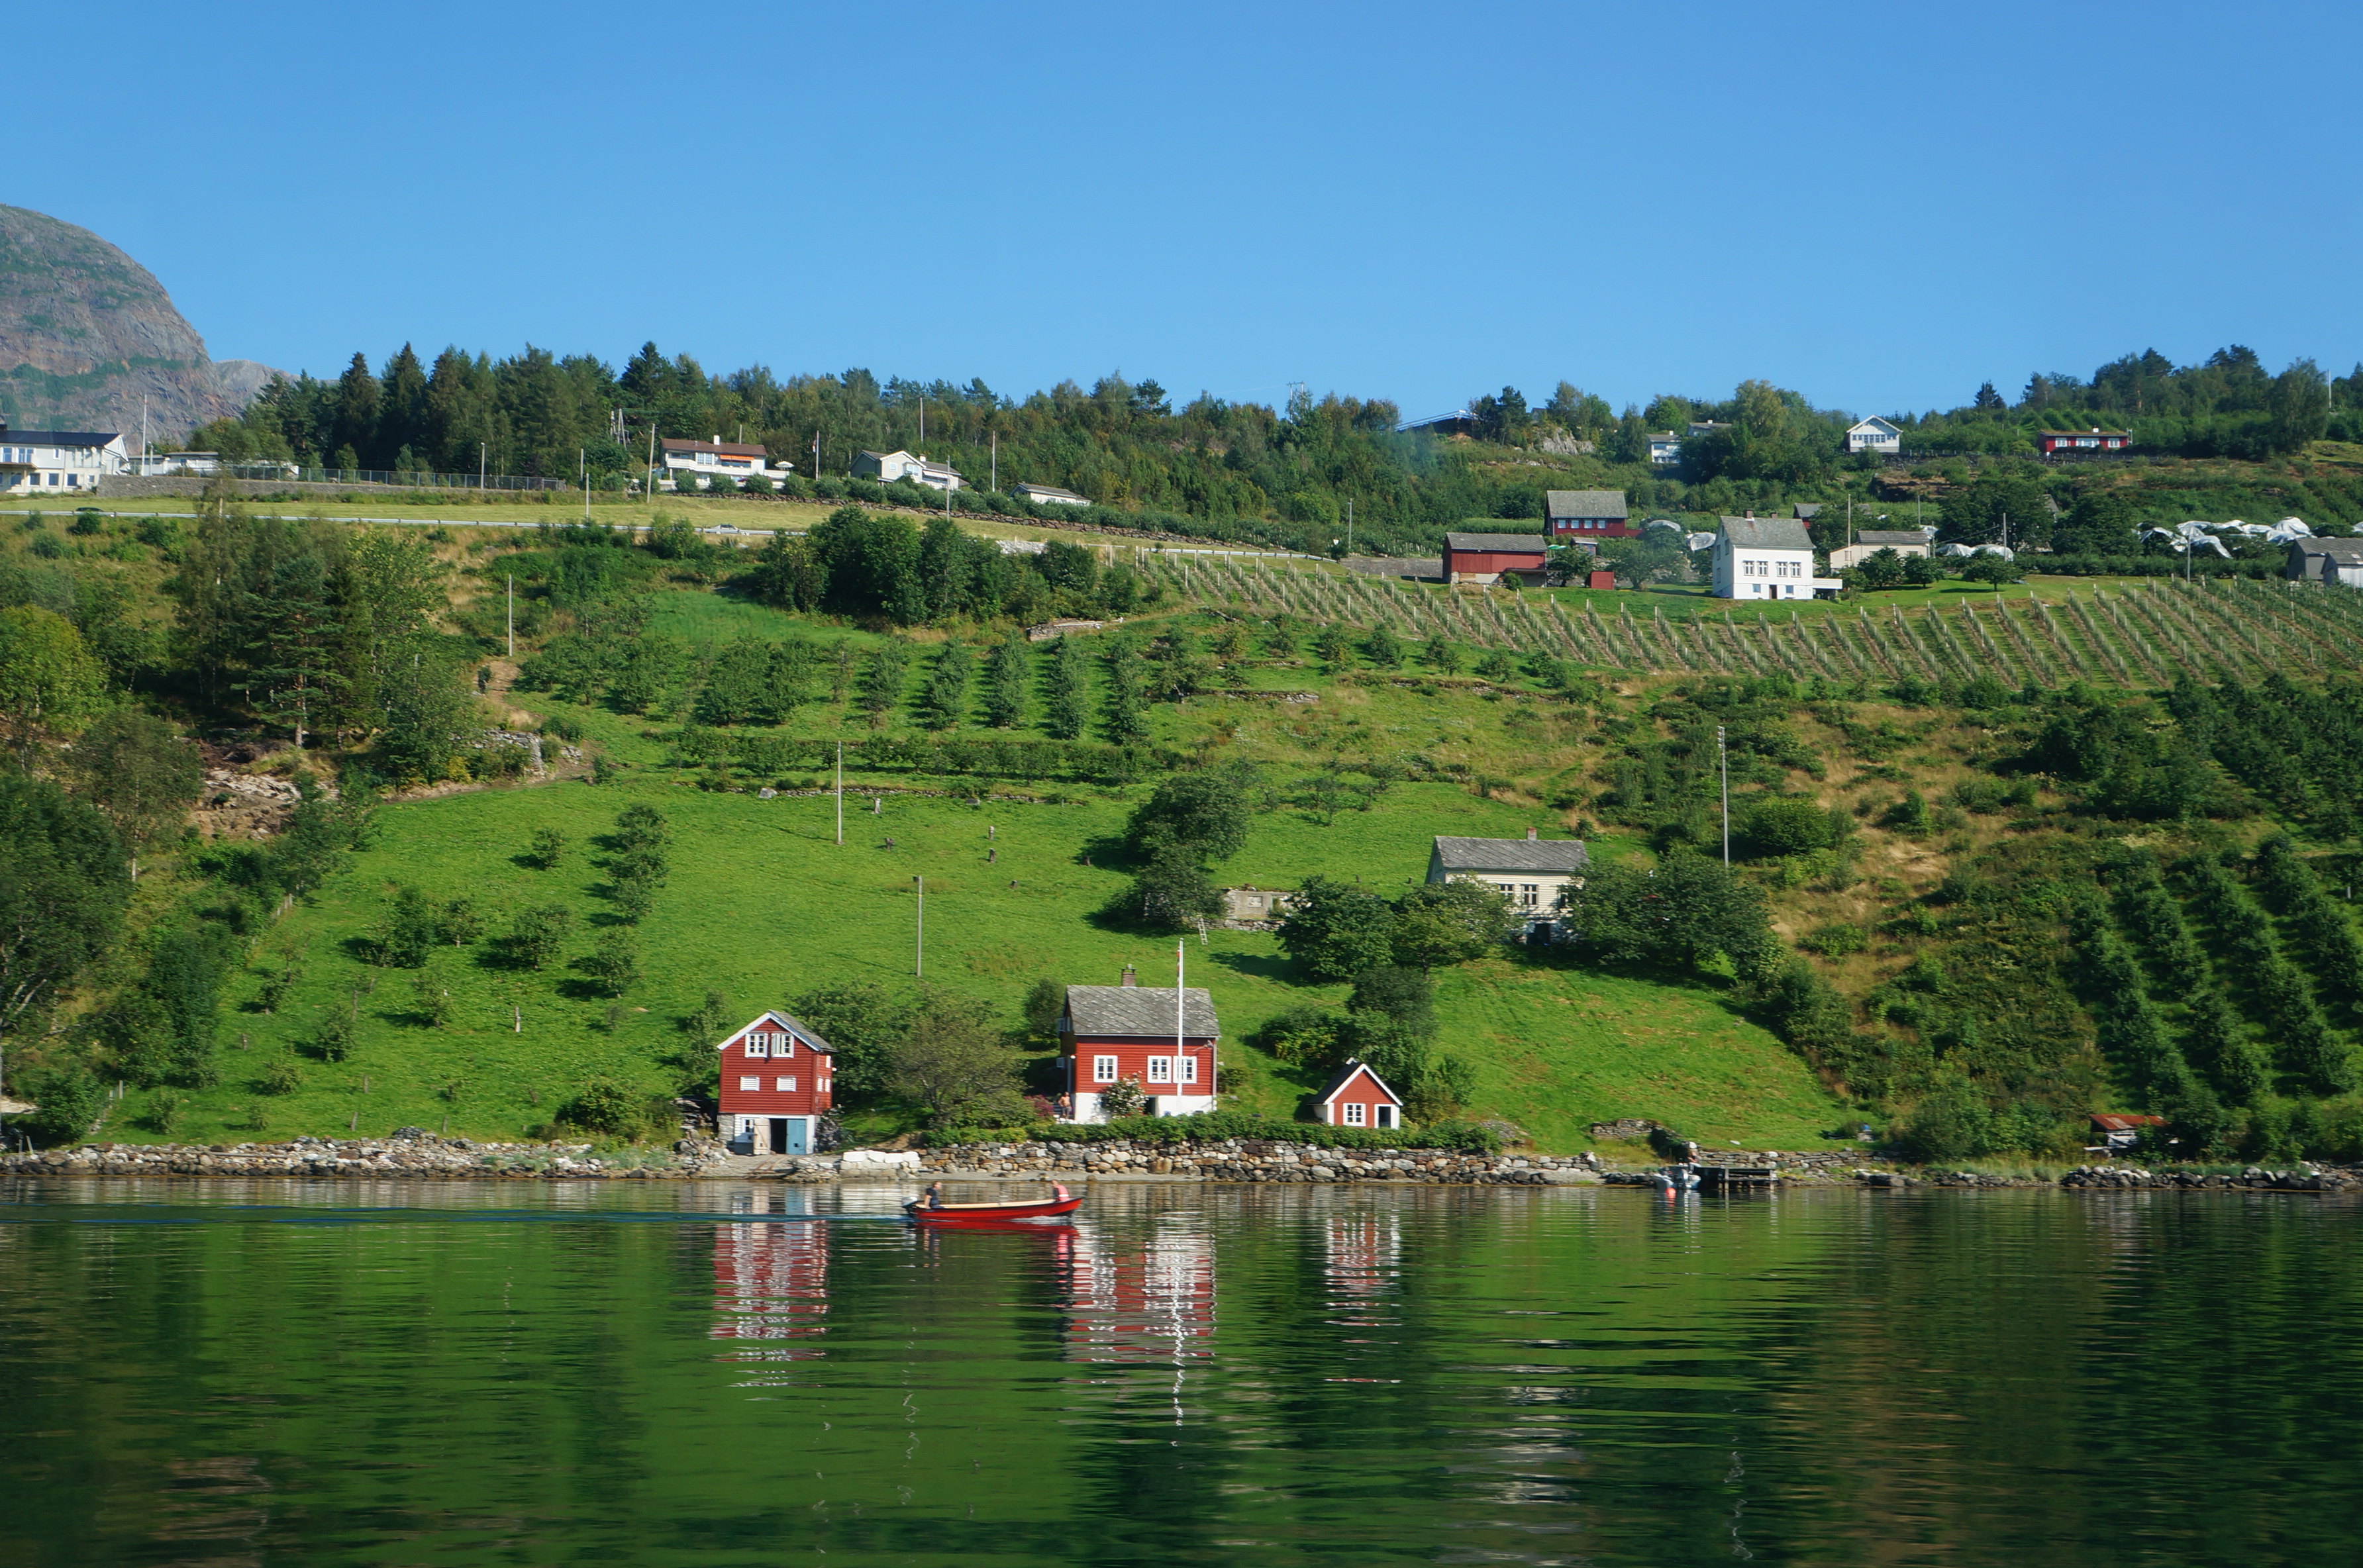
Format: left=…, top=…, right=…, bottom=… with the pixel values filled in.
left=2, top=1179, right=2357, bottom=1567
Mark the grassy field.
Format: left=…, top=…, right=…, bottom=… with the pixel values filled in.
left=128, top=770, right=1848, bottom=1154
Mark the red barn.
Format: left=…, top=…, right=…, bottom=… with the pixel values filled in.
left=1442, top=530, right=1548, bottom=585
left=1061, top=963, right=1219, bottom=1122
left=717, top=1010, right=836, bottom=1155
left=2038, top=428, right=2131, bottom=456
left=1312, top=1059, right=1405, bottom=1130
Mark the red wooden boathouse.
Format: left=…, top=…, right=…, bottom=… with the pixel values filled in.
left=717, top=1009, right=836, bottom=1155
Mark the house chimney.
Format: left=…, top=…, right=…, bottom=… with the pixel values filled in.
left=1527, top=826, right=1538, bottom=840
left=1119, top=963, right=1137, bottom=987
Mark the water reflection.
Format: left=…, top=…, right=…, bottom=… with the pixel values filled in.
left=706, top=1189, right=829, bottom=1371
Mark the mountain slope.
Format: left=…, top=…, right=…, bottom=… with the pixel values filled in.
left=0, top=204, right=276, bottom=439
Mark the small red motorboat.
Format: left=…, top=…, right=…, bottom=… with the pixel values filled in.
left=903, top=1189, right=1080, bottom=1224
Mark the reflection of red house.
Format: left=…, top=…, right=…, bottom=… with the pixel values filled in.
left=2038, top=428, right=2131, bottom=456
left=710, top=1201, right=829, bottom=1352
left=717, top=1010, right=836, bottom=1155
left=1324, top=1212, right=1401, bottom=1317
left=1060, top=1224, right=1216, bottom=1363
left=1311, top=1059, right=1404, bottom=1130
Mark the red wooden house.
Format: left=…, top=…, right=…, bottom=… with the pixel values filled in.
left=1312, top=1059, right=1404, bottom=1130
left=2038, top=428, right=2131, bottom=456
left=1442, top=530, right=1548, bottom=585
left=1060, top=964, right=1219, bottom=1122
left=717, top=1010, right=836, bottom=1155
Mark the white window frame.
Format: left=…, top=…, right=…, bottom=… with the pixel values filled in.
left=737, top=1075, right=760, bottom=1092
left=1146, top=1055, right=1174, bottom=1083
left=777, top=1038, right=795, bottom=1057
left=1091, top=1055, right=1119, bottom=1084
left=776, top=1076, right=796, bottom=1093
left=1342, top=1101, right=1367, bottom=1126
left=1375, top=1104, right=1397, bottom=1128
left=1180, top=1053, right=1198, bottom=1085
left=742, top=1036, right=766, bottom=1058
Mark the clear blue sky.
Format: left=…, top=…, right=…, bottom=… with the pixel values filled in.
left=22, top=0, right=2360, bottom=419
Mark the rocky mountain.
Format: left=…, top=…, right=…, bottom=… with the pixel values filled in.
left=0, top=204, right=282, bottom=442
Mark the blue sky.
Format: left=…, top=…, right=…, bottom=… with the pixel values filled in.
left=20, top=0, right=2360, bottom=418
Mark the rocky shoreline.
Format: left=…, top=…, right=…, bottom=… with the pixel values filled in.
left=5, top=1133, right=2355, bottom=1193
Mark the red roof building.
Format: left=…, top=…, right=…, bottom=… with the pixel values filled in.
left=717, top=1010, right=836, bottom=1155
left=1442, top=531, right=1548, bottom=585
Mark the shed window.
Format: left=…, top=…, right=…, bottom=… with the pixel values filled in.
left=1342, top=1101, right=1367, bottom=1126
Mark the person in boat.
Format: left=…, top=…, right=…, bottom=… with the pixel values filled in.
left=1052, top=1184, right=1070, bottom=1202
left=921, top=1182, right=946, bottom=1209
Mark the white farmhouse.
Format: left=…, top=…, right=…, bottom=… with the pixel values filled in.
left=661, top=436, right=791, bottom=491
left=1828, top=527, right=1936, bottom=570
left=1845, top=416, right=1902, bottom=456
left=1011, top=480, right=1088, bottom=506
left=854, top=449, right=963, bottom=493
left=0, top=419, right=129, bottom=495
left=1712, top=514, right=1843, bottom=601
left=1427, top=830, right=1589, bottom=924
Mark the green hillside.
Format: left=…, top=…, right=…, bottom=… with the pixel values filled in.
left=11, top=492, right=2363, bottom=1164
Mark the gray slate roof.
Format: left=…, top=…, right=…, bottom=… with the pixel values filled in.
left=2294, top=539, right=2363, bottom=560
left=720, top=1009, right=836, bottom=1054
left=1854, top=530, right=1930, bottom=546
left=1719, top=516, right=1816, bottom=551
left=0, top=429, right=119, bottom=446
left=1543, top=489, right=1629, bottom=520
left=1444, top=532, right=1548, bottom=552
left=1066, top=985, right=1219, bottom=1038
left=1431, top=835, right=1591, bottom=874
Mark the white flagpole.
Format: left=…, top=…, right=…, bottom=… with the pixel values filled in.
left=1176, top=938, right=1185, bottom=1094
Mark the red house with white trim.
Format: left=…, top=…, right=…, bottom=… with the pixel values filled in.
left=1061, top=965, right=1219, bottom=1122
left=717, top=1010, right=836, bottom=1155
left=2038, top=428, right=2131, bottom=456
left=1443, top=530, right=1548, bottom=585
left=1312, top=1058, right=1404, bottom=1130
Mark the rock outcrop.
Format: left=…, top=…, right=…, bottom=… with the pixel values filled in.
left=0, top=204, right=281, bottom=440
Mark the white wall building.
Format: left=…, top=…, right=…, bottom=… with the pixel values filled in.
left=661, top=436, right=789, bottom=490
left=1712, top=514, right=1844, bottom=600
left=854, top=448, right=963, bottom=493
left=1426, top=831, right=1590, bottom=926
left=1845, top=416, right=1903, bottom=456
left=0, top=420, right=129, bottom=494
left=1011, top=481, right=1088, bottom=506
left=1828, top=527, right=1936, bottom=570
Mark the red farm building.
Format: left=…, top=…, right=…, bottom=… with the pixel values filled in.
left=1442, top=530, right=1548, bottom=585
left=717, top=1009, right=836, bottom=1155
left=1311, top=1059, right=1405, bottom=1131
left=2038, top=428, right=2131, bottom=456
left=1061, top=963, right=1219, bottom=1122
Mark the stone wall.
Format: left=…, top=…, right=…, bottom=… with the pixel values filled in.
left=917, top=1138, right=1609, bottom=1185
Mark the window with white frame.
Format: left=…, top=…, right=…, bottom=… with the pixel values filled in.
left=1180, top=1053, right=1197, bottom=1085
left=1376, top=1104, right=1396, bottom=1128
left=776, top=1038, right=795, bottom=1057
left=1091, top=1055, right=1118, bottom=1083
left=738, top=1076, right=760, bottom=1091
left=817, top=1077, right=831, bottom=1095
left=1342, top=1101, right=1366, bottom=1126
left=776, top=1077, right=796, bottom=1093
left=742, top=1035, right=766, bottom=1058
left=1147, top=1056, right=1174, bottom=1083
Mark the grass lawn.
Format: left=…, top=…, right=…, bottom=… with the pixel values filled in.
left=121, top=764, right=1847, bottom=1155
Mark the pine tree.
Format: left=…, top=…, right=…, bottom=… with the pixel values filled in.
left=1044, top=636, right=1087, bottom=740
left=857, top=642, right=908, bottom=714
left=920, top=640, right=972, bottom=730
left=983, top=634, right=1028, bottom=728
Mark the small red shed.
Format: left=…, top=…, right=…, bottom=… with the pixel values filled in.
left=1313, top=1059, right=1405, bottom=1130
left=717, top=1010, right=837, bottom=1155
left=2090, top=1111, right=2164, bottom=1152
left=1443, top=530, right=1548, bottom=585
left=1061, top=963, right=1219, bottom=1122
left=1586, top=569, right=1617, bottom=590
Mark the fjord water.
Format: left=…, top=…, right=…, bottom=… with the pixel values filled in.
left=2, top=1181, right=2356, bottom=1567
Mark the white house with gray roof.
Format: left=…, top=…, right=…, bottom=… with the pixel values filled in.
left=1427, top=831, right=1590, bottom=922
left=1712, top=514, right=1843, bottom=601
left=0, top=418, right=129, bottom=495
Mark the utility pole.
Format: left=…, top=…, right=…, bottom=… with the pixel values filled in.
left=1176, top=936, right=1186, bottom=1094
left=813, top=430, right=821, bottom=483
left=506, top=575, right=514, bottom=658
left=913, top=873, right=924, bottom=977
left=1346, top=495, right=1354, bottom=556
left=479, top=442, right=487, bottom=490
left=835, top=742, right=844, bottom=846
left=1718, top=725, right=1730, bottom=866
left=581, top=448, right=589, bottom=522
left=990, top=428, right=997, bottom=492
